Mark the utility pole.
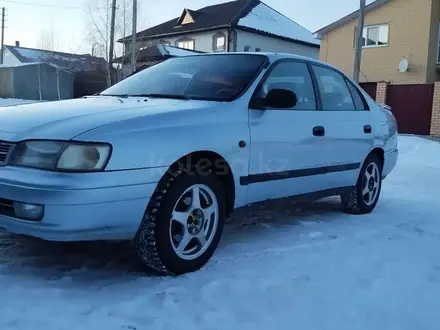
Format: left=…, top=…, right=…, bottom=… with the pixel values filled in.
left=353, top=0, right=366, bottom=82
left=123, top=2, right=126, bottom=60
left=131, top=0, right=137, bottom=73
left=1, top=7, right=5, bottom=65
left=108, top=0, right=117, bottom=85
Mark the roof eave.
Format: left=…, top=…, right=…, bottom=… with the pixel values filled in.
left=235, top=26, right=320, bottom=48
left=314, top=0, right=391, bottom=36
left=117, top=25, right=230, bottom=43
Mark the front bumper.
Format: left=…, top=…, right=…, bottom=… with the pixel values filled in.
left=0, top=166, right=165, bottom=241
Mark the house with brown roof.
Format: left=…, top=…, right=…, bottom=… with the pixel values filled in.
left=315, top=0, right=440, bottom=85
left=118, top=0, right=320, bottom=71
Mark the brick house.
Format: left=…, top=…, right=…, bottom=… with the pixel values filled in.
left=314, top=0, right=440, bottom=137
left=314, top=0, right=440, bottom=85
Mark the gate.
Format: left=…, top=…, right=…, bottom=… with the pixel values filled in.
left=386, top=84, right=434, bottom=135
left=359, top=82, right=377, bottom=100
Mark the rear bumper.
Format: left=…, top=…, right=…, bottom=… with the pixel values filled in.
left=0, top=166, right=165, bottom=241
left=382, top=148, right=398, bottom=179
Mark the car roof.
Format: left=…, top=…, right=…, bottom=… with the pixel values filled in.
left=184, top=51, right=342, bottom=73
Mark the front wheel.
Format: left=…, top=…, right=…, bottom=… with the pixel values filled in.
left=341, top=154, right=382, bottom=214
left=135, top=169, right=226, bottom=275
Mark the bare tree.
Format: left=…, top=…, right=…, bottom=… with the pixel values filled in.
left=37, top=24, right=63, bottom=101
left=38, top=24, right=63, bottom=52
left=85, top=0, right=112, bottom=86
left=84, top=0, right=147, bottom=84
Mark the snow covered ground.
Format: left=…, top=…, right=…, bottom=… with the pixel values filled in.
left=1, top=135, right=440, bottom=330
left=0, top=98, right=40, bottom=107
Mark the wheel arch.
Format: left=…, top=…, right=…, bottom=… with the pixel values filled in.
left=163, top=150, right=236, bottom=217
left=368, top=147, right=384, bottom=169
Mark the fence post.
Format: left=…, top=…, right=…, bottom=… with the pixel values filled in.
left=376, top=82, right=389, bottom=104
left=430, top=82, right=440, bottom=137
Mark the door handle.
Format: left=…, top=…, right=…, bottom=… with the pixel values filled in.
left=364, top=125, right=372, bottom=134
left=313, top=126, right=325, bottom=136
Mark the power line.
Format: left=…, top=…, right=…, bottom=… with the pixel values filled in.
left=0, top=0, right=82, bottom=9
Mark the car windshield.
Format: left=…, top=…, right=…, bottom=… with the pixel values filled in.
left=101, top=54, right=267, bottom=101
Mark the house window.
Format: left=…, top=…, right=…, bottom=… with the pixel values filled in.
left=212, top=32, right=226, bottom=52
left=437, top=23, right=440, bottom=63
left=244, top=45, right=251, bottom=52
left=354, top=24, right=389, bottom=48
left=176, top=38, right=195, bottom=50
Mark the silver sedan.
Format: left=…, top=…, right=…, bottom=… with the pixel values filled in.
left=0, top=53, right=398, bottom=274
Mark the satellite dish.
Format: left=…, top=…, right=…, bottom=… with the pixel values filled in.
left=398, top=58, right=409, bottom=73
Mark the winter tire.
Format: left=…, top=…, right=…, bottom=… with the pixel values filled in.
left=135, top=168, right=227, bottom=275
left=341, top=154, right=382, bottom=214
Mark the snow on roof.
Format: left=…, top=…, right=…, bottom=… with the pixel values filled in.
left=237, top=3, right=320, bottom=46
left=0, top=62, right=40, bottom=68
left=0, top=61, right=73, bottom=74
left=162, top=45, right=201, bottom=57
left=14, top=47, right=85, bottom=63
left=5, top=45, right=107, bottom=72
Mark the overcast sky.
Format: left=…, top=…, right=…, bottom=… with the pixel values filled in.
left=1, top=0, right=371, bottom=54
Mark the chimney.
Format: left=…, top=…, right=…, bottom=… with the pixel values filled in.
left=15, top=41, right=20, bottom=47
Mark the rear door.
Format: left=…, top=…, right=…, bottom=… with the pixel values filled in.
left=309, top=64, right=374, bottom=188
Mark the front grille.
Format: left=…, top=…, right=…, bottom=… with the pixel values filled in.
left=0, top=141, right=14, bottom=165
left=0, top=198, right=14, bottom=218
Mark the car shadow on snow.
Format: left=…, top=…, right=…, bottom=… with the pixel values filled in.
left=0, top=197, right=343, bottom=280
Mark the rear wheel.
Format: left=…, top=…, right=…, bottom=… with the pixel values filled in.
left=135, top=169, right=226, bottom=275
left=341, top=154, right=382, bottom=214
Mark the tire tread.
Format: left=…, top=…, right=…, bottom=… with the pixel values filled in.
left=134, top=169, right=185, bottom=276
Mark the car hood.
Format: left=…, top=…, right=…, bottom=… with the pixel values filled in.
left=0, top=96, right=211, bottom=141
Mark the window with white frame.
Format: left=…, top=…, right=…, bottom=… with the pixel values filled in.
left=212, top=32, right=226, bottom=52
left=354, top=24, right=389, bottom=48
left=176, top=38, right=195, bottom=50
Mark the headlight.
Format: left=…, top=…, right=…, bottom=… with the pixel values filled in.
left=9, top=140, right=111, bottom=171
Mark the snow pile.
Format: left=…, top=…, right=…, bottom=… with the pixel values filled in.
left=1, top=136, right=440, bottom=329
left=0, top=98, right=40, bottom=107
left=238, top=3, right=320, bottom=46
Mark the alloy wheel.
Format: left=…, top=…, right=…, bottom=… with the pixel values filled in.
left=362, top=162, right=380, bottom=206
left=169, top=184, right=219, bottom=260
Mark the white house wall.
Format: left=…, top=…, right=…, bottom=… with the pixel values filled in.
left=235, top=30, right=319, bottom=59
left=2, top=49, right=22, bottom=66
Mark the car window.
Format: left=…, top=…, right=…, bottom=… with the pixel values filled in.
left=346, top=80, right=369, bottom=110
left=312, top=65, right=356, bottom=111
left=102, top=54, right=267, bottom=102
left=257, top=61, right=316, bottom=110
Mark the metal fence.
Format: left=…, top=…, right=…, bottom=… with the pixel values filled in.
left=386, top=84, right=434, bottom=135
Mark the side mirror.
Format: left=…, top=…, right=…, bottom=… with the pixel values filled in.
left=263, top=89, right=297, bottom=109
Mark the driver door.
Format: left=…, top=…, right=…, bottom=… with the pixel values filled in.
left=246, top=60, right=329, bottom=203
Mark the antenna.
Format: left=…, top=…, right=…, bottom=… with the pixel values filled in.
left=398, top=58, right=409, bottom=73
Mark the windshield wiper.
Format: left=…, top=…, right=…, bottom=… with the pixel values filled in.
left=129, top=93, right=191, bottom=100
